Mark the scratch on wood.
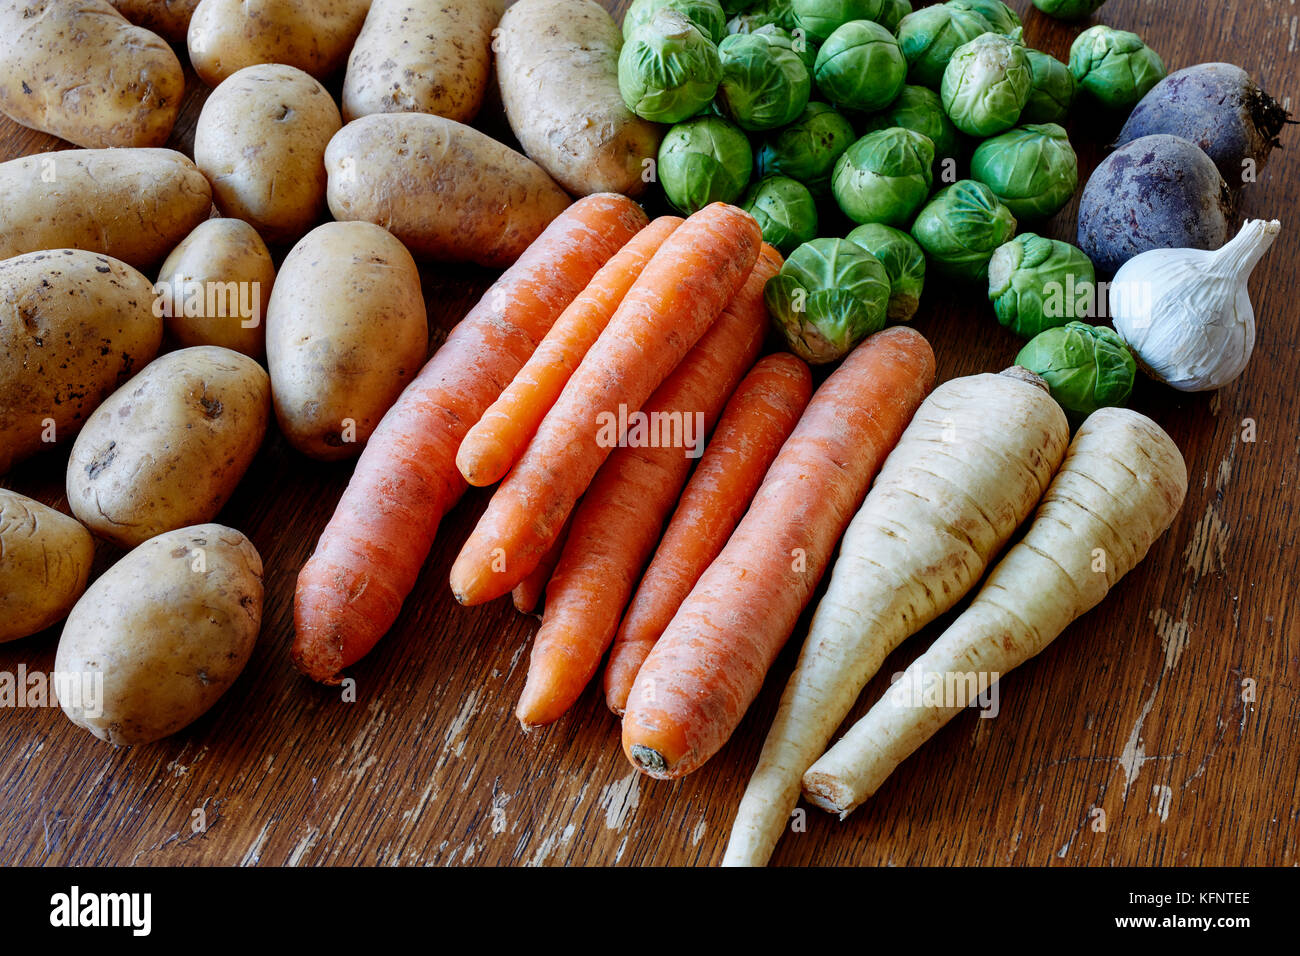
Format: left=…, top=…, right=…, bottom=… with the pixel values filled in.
left=239, top=820, right=273, bottom=866
left=597, top=772, right=641, bottom=831
left=286, top=826, right=319, bottom=866
left=526, top=824, right=575, bottom=866
left=691, top=816, right=707, bottom=847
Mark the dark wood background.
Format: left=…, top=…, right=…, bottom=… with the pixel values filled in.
left=1, top=0, right=1295, bottom=867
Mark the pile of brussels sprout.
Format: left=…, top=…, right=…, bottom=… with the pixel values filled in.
left=618, top=0, right=1163, bottom=415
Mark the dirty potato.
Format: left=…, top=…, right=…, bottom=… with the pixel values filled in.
left=0, top=490, right=95, bottom=643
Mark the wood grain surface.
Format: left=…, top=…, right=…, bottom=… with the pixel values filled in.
left=1, top=0, right=1296, bottom=868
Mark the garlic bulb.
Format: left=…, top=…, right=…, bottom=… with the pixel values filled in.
left=1109, top=219, right=1281, bottom=391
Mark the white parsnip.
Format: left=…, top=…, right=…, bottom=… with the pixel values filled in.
left=723, top=368, right=1070, bottom=867
left=801, top=407, right=1188, bottom=818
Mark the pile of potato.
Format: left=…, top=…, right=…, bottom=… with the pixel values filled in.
left=0, top=0, right=656, bottom=745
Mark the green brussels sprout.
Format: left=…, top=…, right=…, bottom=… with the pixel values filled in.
left=623, top=0, right=728, bottom=44
left=862, top=85, right=960, bottom=164
left=941, top=30, right=1033, bottom=137
left=877, top=0, right=913, bottom=33
left=895, top=3, right=992, bottom=90
left=954, top=0, right=1019, bottom=33
left=1015, top=322, right=1136, bottom=417
left=716, top=32, right=811, bottom=130
left=988, top=233, right=1096, bottom=338
left=1021, top=49, right=1076, bottom=124
left=970, top=122, right=1078, bottom=221
left=658, top=116, right=754, bottom=213
left=765, top=237, right=891, bottom=363
left=911, top=179, right=1017, bottom=281
left=619, top=10, right=723, bottom=123
left=751, top=24, right=819, bottom=73
left=792, top=0, right=893, bottom=43
left=832, top=127, right=934, bottom=226
left=1032, top=0, right=1107, bottom=20
left=742, top=176, right=820, bottom=254
left=846, top=223, right=926, bottom=322
left=813, top=20, right=907, bottom=113
left=727, top=0, right=797, bottom=33
left=756, top=101, right=856, bottom=196
left=1068, top=25, right=1166, bottom=110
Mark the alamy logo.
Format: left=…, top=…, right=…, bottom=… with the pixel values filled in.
left=595, top=405, right=707, bottom=459
left=50, top=886, right=151, bottom=936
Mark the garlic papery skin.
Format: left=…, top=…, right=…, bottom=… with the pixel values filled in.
left=1109, top=219, right=1281, bottom=392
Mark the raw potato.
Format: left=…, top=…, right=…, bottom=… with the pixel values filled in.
left=0, top=250, right=162, bottom=474
left=0, top=148, right=212, bottom=268
left=266, top=221, right=428, bottom=460
left=157, top=220, right=276, bottom=358
left=66, top=346, right=271, bottom=548
left=343, top=0, right=505, bottom=123
left=108, top=0, right=199, bottom=41
left=55, top=523, right=263, bottom=746
left=0, top=0, right=183, bottom=148
left=0, top=490, right=95, bottom=643
left=194, top=64, right=343, bottom=245
left=496, top=0, right=663, bottom=197
left=325, top=113, right=573, bottom=267
left=187, top=0, right=371, bottom=86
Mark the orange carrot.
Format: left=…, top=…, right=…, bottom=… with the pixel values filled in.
left=458, top=216, right=685, bottom=488
left=603, top=352, right=812, bottom=716
left=292, top=194, right=648, bottom=684
left=515, top=244, right=784, bottom=730
left=449, top=203, right=763, bottom=607
left=621, top=327, right=936, bottom=778
left=511, top=514, right=572, bottom=615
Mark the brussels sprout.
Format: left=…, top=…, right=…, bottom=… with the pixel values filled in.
left=623, top=0, right=728, bottom=44
left=1069, top=25, right=1165, bottom=110
left=955, top=0, right=1019, bottom=33
left=941, top=30, right=1033, bottom=137
left=832, top=127, right=934, bottom=226
left=756, top=101, right=856, bottom=195
left=1032, top=0, right=1106, bottom=20
left=911, top=179, right=1017, bottom=281
left=619, top=10, right=723, bottom=123
left=792, top=0, right=893, bottom=43
left=742, top=176, right=819, bottom=254
left=716, top=32, right=811, bottom=131
left=751, top=24, right=819, bottom=73
left=659, top=116, right=754, bottom=213
left=1021, top=49, right=1076, bottom=124
left=988, top=233, right=1096, bottom=338
left=862, top=85, right=960, bottom=165
left=727, top=0, right=797, bottom=33
left=877, top=0, right=913, bottom=33
left=765, top=238, right=891, bottom=363
left=970, top=122, right=1078, bottom=221
left=813, top=20, right=907, bottom=113
left=895, top=3, right=992, bottom=90
left=846, top=223, right=926, bottom=322
left=1015, top=322, right=1136, bottom=417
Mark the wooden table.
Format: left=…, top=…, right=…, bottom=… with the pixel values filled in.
left=1, top=0, right=1295, bottom=868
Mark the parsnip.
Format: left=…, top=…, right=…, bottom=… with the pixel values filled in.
left=802, top=407, right=1188, bottom=817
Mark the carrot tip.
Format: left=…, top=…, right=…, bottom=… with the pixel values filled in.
left=629, top=744, right=668, bottom=776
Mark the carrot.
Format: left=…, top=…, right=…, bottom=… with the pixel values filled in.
left=802, top=407, right=1188, bottom=817
left=511, top=514, right=572, bottom=615
left=457, top=216, right=685, bottom=488
left=515, top=244, right=784, bottom=730
left=603, top=352, right=812, bottom=716
left=621, top=326, right=936, bottom=779
left=722, top=367, right=1071, bottom=866
left=449, top=203, right=763, bottom=606
left=291, top=194, right=648, bottom=684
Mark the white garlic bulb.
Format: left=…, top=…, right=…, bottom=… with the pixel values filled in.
left=1109, top=219, right=1281, bottom=391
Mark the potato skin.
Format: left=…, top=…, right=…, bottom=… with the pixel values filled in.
left=0, top=490, right=94, bottom=643
left=66, top=346, right=270, bottom=547
left=325, top=113, right=572, bottom=267
left=496, top=0, right=663, bottom=197
left=54, top=523, right=263, bottom=746
left=266, top=222, right=427, bottom=460
left=157, top=220, right=275, bottom=358
left=187, top=0, right=371, bottom=87
left=108, top=0, right=199, bottom=42
left=0, top=148, right=212, bottom=269
left=0, top=0, right=183, bottom=148
left=0, top=250, right=162, bottom=474
left=342, top=0, right=505, bottom=123
left=195, top=64, right=342, bottom=246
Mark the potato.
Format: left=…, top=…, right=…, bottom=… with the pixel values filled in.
left=0, top=490, right=95, bottom=643
left=66, top=346, right=270, bottom=547
left=0, top=250, right=162, bottom=474
left=342, top=0, right=505, bottom=123
left=194, top=64, right=343, bottom=246
left=266, top=222, right=427, bottom=460
left=157, top=220, right=275, bottom=358
left=187, top=0, right=371, bottom=87
left=0, top=148, right=212, bottom=269
left=108, top=0, right=199, bottom=42
left=55, top=523, right=263, bottom=746
left=496, top=0, right=663, bottom=197
left=325, top=114, right=572, bottom=267
left=0, top=0, right=183, bottom=148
